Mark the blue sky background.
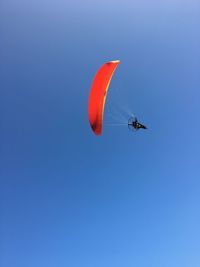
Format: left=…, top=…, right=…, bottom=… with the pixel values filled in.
left=1, top=0, right=200, bottom=266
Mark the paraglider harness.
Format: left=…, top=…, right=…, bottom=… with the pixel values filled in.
left=128, top=117, right=147, bottom=130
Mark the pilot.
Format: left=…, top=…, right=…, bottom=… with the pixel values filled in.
left=129, top=118, right=147, bottom=130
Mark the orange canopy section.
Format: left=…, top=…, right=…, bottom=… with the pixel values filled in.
left=88, top=60, right=120, bottom=135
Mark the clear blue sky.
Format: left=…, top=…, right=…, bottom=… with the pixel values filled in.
left=1, top=1, right=200, bottom=266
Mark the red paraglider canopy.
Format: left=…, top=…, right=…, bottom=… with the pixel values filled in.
left=88, top=60, right=120, bottom=135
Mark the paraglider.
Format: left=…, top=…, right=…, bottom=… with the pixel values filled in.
left=88, top=60, right=120, bottom=135
left=88, top=60, right=147, bottom=135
